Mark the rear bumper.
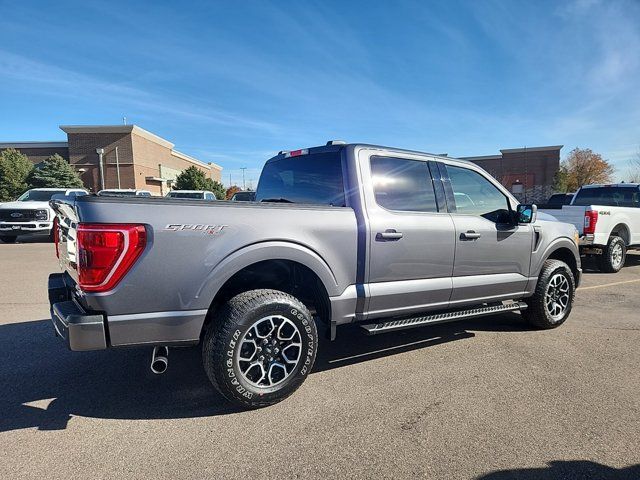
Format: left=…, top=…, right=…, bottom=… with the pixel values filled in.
left=48, top=273, right=107, bottom=351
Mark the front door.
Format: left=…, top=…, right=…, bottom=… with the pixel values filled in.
left=362, top=153, right=456, bottom=320
left=441, top=163, right=533, bottom=306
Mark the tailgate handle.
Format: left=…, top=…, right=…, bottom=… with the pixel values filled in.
left=377, top=229, right=403, bottom=241
left=460, top=231, right=481, bottom=240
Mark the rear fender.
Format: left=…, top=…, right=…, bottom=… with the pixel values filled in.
left=195, top=241, right=341, bottom=303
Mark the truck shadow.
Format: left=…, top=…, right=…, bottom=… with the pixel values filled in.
left=0, top=312, right=530, bottom=432
left=476, top=460, right=640, bottom=479
left=581, top=251, right=640, bottom=273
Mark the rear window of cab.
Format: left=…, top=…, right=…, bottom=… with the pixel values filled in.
left=255, top=152, right=345, bottom=206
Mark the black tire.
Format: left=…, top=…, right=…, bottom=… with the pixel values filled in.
left=522, top=259, right=575, bottom=329
left=202, top=289, right=318, bottom=408
left=0, top=236, right=17, bottom=244
left=598, top=236, right=626, bottom=273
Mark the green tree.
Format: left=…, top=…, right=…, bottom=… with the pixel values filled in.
left=553, top=165, right=570, bottom=192
left=0, top=148, right=33, bottom=201
left=205, top=179, right=226, bottom=200
left=174, top=166, right=226, bottom=199
left=174, top=166, right=208, bottom=190
left=27, top=154, right=84, bottom=189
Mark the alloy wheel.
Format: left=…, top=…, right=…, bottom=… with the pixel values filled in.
left=236, top=315, right=302, bottom=388
left=545, top=273, right=570, bottom=322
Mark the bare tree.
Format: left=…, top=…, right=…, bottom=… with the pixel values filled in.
left=628, top=147, right=640, bottom=183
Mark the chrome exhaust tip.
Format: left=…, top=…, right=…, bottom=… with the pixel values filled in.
left=150, top=346, right=169, bottom=374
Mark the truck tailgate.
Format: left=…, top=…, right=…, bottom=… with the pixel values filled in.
left=49, top=198, right=80, bottom=281
left=539, top=205, right=586, bottom=234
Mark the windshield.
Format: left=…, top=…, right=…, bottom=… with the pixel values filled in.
left=17, top=190, right=62, bottom=201
left=256, top=152, right=345, bottom=206
left=573, top=187, right=640, bottom=207
left=168, top=192, right=204, bottom=199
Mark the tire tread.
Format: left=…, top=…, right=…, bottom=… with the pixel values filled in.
left=522, top=259, right=575, bottom=329
left=202, top=289, right=315, bottom=408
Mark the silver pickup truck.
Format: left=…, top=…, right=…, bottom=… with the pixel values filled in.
left=49, top=142, right=581, bottom=408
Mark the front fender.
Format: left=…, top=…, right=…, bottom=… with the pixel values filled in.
left=535, top=236, right=580, bottom=274
left=195, top=240, right=342, bottom=304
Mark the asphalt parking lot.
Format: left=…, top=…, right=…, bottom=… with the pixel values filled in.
left=1, top=238, right=639, bottom=479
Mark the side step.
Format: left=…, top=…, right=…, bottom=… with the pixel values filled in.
left=360, top=301, right=528, bottom=335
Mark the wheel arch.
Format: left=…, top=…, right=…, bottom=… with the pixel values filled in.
left=198, top=241, right=337, bottom=337
left=610, top=223, right=631, bottom=245
left=534, top=236, right=580, bottom=283
left=545, top=246, right=579, bottom=281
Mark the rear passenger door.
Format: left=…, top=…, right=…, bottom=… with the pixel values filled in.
left=363, top=154, right=456, bottom=319
left=441, top=163, right=533, bottom=306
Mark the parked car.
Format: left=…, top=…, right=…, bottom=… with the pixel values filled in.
left=98, top=189, right=152, bottom=197
left=538, top=192, right=575, bottom=209
left=48, top=142, right=580, bottom=408
left=166, top=190, right=217, bottom=200
left=540, top=183, right=640, bottom=272
left=0, top=188, right=87, bottom=243
left=230, top=191, right=256, bottom=201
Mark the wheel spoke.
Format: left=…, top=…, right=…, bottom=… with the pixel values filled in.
left=235, top=315, right=304, bottom=388
left=545, top=273, right=571, bottom=321
left=282, top=342, right=302, bottom=364
left=239, top=338, right=258, bottom=362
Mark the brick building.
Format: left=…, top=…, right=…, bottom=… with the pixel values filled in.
left=0, top=125, right=222, bottom=195
left=460, top=145, right=562, bottom=204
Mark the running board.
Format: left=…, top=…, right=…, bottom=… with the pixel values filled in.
left=360, top=302, right=528, bottom=335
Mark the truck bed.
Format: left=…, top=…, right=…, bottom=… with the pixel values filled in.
left=539, top=205, right=586, bottom=234
left=53, top=195, right=358, bottom=346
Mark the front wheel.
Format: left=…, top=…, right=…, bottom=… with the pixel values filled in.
left=522, top=259, right=575, bottom=329
left=202, top=289, right=318, bottom=408
left=0, top=236, right=17, bottom=244
left=598, top=236, right=626, bottom=273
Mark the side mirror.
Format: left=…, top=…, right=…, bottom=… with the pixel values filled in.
left=516, top=204, right=537, bottom=224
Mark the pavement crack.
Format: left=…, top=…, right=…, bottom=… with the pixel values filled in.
left=400, top=401, right=444, bottom=431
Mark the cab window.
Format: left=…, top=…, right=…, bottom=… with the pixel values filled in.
left=446, top=165, right=510, bottom=222
left=370, top=156, right=438, bottom=212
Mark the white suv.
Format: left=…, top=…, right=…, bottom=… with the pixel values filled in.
left=0, top=188, right=87, bottom=243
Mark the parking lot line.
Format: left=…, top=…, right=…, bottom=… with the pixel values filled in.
left=579, top=278, right=640, bottom=291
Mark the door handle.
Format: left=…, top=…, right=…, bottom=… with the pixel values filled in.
left=376, top=229, right=403, bottom=241
left=460, top=230, right=481, bottom=240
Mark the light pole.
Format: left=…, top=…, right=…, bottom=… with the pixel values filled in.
left=96, top=148, right=105, bottom=190
left=240, top=167, right=247, bottom=190
left=114, top=146, right=122, bottom=189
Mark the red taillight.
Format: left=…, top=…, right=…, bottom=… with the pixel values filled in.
left=285, top=149, right=308, bottom=158
left=77, top=223, right=146, bottom=292
left=53, top=216, right=60, bottom=258
left=584, top=210, right=598, bottom=235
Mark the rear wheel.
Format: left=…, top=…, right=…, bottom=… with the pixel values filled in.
left=598, top=236, right=626, bottom=273
left=202, top=289, right=318, bottom=408
left=0, top=236, right=17, bottom=244
left=522, top=259, right=575, bottom=329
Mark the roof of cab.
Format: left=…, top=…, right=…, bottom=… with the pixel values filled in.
left=269, top=141, right=472, bottom=165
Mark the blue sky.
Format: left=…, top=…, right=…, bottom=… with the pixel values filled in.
left=1, top=0, right=639, bottom=186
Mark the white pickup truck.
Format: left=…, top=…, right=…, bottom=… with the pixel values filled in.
left=540, top=184, right=640, bottom=272
left=0, top=188, right=87, bottom=243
